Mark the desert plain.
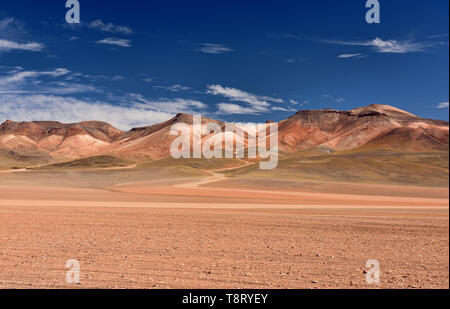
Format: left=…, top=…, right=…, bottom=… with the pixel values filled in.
left=0, top=161, right=448, bottom=289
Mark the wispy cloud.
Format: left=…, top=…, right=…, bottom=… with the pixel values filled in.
left=0, top=94, right=174, bottom=130
left=153, top=84, right=192, bottom=92
left=0, top=17, right=44, bottom=53
left=68, top=72, right=123, bottom=82
left=437, top=102, right=449, bottom=109
left=88, top=19, right=133, bottom=35
left=337, top=53, right=363, bottom=58
left=0, top=65, right=208, bottom=129
left=207, top=85, right=286, bottom=114
left=0, top=39, right=44, bottom=52
left=0, top=67, right=99, bottom=95
left=273, top=32, right=440, bottom=54
left=207, top=84, right=283, bottom=114
left=125, top=93, right=207, bottom=114
left=427, top=34, right=448, bottom=39
left=0, top=17, right=24, bottom=38
left=289, top=99, right=309, bottom=107
left=96, top=38, right=131, bottom=48
left=0, top=17, right=14, bottom=32
left=197, top=43, right=233, bottom=54
left=272, top=106, right=296, bottom=112
left=286, top=57, right=307, bottom=63
left=323, top=37, right=430, bottom=54
left=322, top=94, right=345, bottom=103
left=0, top=82, right=207, bottom=129
left=0, top=68, right=70, bottom=86
left=217, top=103, right=258, bottom=114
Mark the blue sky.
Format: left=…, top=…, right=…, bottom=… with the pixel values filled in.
left=0, top=0, right=448, bottom=129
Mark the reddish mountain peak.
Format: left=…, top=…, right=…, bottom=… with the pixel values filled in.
left=169, top=113, right=220, bottom=125
left=0, top=120, right=48, bottom=139
left=0, top=120, right=17, bottom=131
left=290, top=104, right=415, bottom=118
left=173, top=113, right=193, bottom=123
left=129, top=113, right=194, bottom=133
left=350, top=104, right=418, bottom=119
left=284, top=104, right=421, bottom=130
left=125, top=113, right=222, bottom=141
left=1, top=120, right=14, bottom=125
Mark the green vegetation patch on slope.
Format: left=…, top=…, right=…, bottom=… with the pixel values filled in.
left=33, top=155, right=134, bottom=170
left=0, top=149, right=52, bottom=170
left=226, top=151, right=449, bottom=187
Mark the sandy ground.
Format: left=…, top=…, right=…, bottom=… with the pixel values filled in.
left=0, top=170, right=448, bottom=289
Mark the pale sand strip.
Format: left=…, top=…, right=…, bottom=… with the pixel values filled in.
left=0, top=199, right=448, bottom=209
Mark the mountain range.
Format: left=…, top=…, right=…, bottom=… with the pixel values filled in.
left=0, top=104, right=448, bottom=166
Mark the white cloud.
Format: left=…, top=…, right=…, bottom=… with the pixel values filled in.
left=217, top=103, right=259, bottom=114
left=197, top=43, right=233, bottom=54
left=272, top=106, right=296, bottom=112
left=0, top=39, right=44, bottom=52
left=369, top=38, right=428, bottom=53
left=126, top=93, right=207, bottom=114
left=96, top=38, right=131, bottom=48
left=0, top=67, right=207, bottom=129
left=208, top=85, right=286, bottom=114
left=0, top=17, right=44, bottom=53
left=207, top=84, right=284, bottom=113
left=153, top=84, right=192, bottom=92
left=437, top=102, right=449, bottom=109
left=338, top=53, right=362, bottom=58
left=88, top=20, right=133, bottom=35
left=0, top=94, right=174, bottom=130
left=0, top=68, right=70, bottom=86
left=259, top=95, right=284, bottom=104
left=38, top=82, right=99, bottom=95
left=0, top=68, right=100, bottom=95
left=68, top=72, right=123, bottom=82
left=324, top=37, right=430, bottom=54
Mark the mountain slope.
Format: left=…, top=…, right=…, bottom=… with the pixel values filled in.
left=0, top=104, right=448, bottom=165
left=0, top=120, right=124, bottom=160
left=278, top=104, right=448, bottom=152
